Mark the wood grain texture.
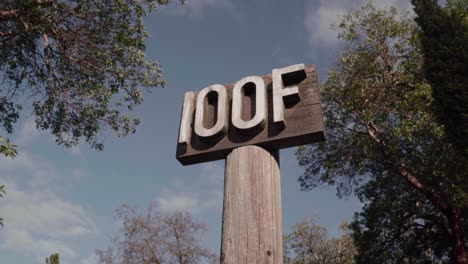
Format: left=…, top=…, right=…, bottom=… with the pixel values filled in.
left=221, top=145, right=282, bottom=264
left=176, top=64, right=325, bottom=165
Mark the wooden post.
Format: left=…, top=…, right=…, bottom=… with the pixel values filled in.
left=176, top=64, right=325, bottom=263
left=221, top=145, right=282, bottom=264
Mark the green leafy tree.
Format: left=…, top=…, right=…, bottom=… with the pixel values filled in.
left=0, top=136, right=17, bottom=158
left=45, top=253, right=59, bottom=264
left=0, top=95, right=19, bottom=157
left=351, top=173, right=453, bottom=263
left=0, top=185, right=5, bottom=227
left=283, top=218, right=357, bottom=264
left=411, top=0, right=468, bottom=234
left=0, top=0, right=184, bottom=150
left=0, top=0, right=183, bottom=227
left=411, top=0, right=468, bottom=159
left=296, top=2, right=466, bottom=263
left=0, top=136, right=16, bottom=227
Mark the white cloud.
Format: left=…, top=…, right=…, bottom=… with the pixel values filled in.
left=156, top=189, right=222, bottom=214
left=200, top=189, right=223, bottom=211
left=304, top=0, right=413, bottom=48
left=0, top=151, right=58, bottom=187
left=0, top=151, right=86, bottom=190
left=0, top=145, right=94, bottom=262
left=304, top=2, right=347, bottom=47
left=372, top=0, right=412, bottom=10
left=164, top=0, right=234, bottom=17
left=68, top=145, right=83, bottom=157
left=156, top=162, right=224, bottom=214
left=80, top=253, right=98, bottom=264
left=16, top=117, right=46, bottom=146
left=15, top=118, right=83, bottom=157
left=157, top=192, right=200, bottom=213
left=71, top=168, right=86, bottom=182
left=200, top=162, right=224, bottom=187
left=186, top=0, right=232, bottom=16
left=0, top=179, right=96, bottom=260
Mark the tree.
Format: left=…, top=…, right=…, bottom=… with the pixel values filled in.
left=411, top=0, right=468, bottom=221
left=296, top=2, right=466, bottom=263
left=96, top=203, right=217, bottom=264
left=351, top=173, right=452, bottom=263
left=0, top=184, right=5, bottom=227
left=0, top=0, right=183, bottom=227
left=0, top=125, right=16, bottom=228
left=0, top=136, right=17, bottom=158
left=283, top=218, right=356, bottom=264
left=0, top=0, right=184, bottom=150
left=411, top=0, right=468, bottom=159
left=45, top=253, right=60, bottom=264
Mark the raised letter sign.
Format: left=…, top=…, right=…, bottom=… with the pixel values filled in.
left=176, top=64, right=324, bottom=165
left=178, top=92, right=194, bottom=145
left=232, top=76, right=267, bottom=133
left=176, top=64, right=326, bottom=264
left=194, top=84, right=229, bottom=140
left=273, top=64, right=306, bottom=125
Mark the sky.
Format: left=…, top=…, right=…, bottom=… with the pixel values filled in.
left=0, top=0, right=413, bottom=263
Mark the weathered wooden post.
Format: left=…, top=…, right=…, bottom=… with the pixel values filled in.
left=222, top=146, right=282, bottom=263
left=176, top=64, right=325, bottom=264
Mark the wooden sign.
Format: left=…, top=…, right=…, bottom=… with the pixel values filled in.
left=175, top=64, right=326, bottom=263
left=176, top=64, right=325, bottom=165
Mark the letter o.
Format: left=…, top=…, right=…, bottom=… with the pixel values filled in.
left=194, top=84, right=229, bottom=139
left=232, top=76, right=267, bottom=133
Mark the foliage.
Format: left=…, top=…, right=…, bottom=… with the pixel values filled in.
left=45, top=253, right=60, bottom=264
left=0, top=135, right=17, bottom=158
left=296, top=2, right=466, bottom=262
left=0, top=94, right=19, bottom=158
left=0, top=135, right=15, bottom=227
left=283, top=218, right=356, bottom=264
left=0, top=185, right=5, bottom=227
left=96, top=203, right=217, bottom=264
left=412, top=0, right=468, bottom=158
left=351, top=173, right=452, bottom=263
left=411, top=0, right=468, bottom=208
left=0, top=0, right=183, bottom=230
left=0, top=0, right=183, bottom=150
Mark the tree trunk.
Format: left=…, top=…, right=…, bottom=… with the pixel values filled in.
left=366, top=122, right=466, bottom=263
left=399, top=166, right=466, bottom=263
left=448, top=207, right=466, bottom=264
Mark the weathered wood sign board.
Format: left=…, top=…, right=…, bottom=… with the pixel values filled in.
left=176, top=64, right=325, bottom=165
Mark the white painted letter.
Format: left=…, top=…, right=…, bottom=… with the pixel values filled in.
left=232, top=76, right=267, bottom=133
left=272, top=64, right=306, bottom=125
left=194, top=84, right=229, bottom=139
left=178, top=91, right=194, bottom=145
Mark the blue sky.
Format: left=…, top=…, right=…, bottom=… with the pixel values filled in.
left=0, top=0, right=412, bottom=263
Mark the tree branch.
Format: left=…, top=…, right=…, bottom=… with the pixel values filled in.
left=365, top=121, right=453, bottom=218
left=0, top=10, right=18, bottom=20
